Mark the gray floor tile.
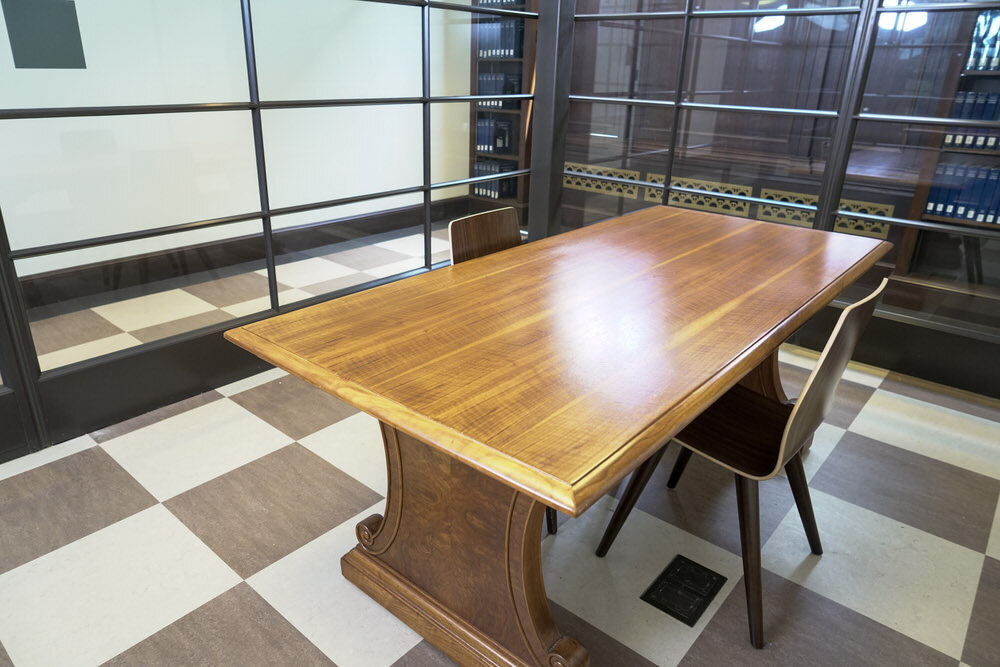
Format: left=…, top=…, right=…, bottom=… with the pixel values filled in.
left=550, top=600, right=658, bottom=667
left=881, top=372, right=1000, bottom=425
left=181, top=272, right=273, bottom=308
left=230, top=375, right=359, bottom=440
left=0, top=639, right=11, bottom=667
left=963, top=557, right=1000, bottom=667
left=319, top=244, right=412, bottom=271
left=680, top=569, right=956, bottom=666
left=302, top=273, right=376, bottom=298
left=811, top=432, right=1000, bottom=552
left=780, top=363, right=875, bottom=429
left=622, top=445, right=797, bottom=556
left=129, top=309, right=232, bottom=343
left=391, top=641, right=456, bottom=667
left=89, top=390, right=223, bottom=444
left=164, top=444, right=381, bottom=578
left=103, top=583, right=333, bottom=666
left=28, top=309, right=123, bottom=356
left=0, top=447, right=156, bottom=574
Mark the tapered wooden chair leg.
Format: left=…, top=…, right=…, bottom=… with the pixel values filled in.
left=784, top=452, right=823, bottom=555
left=596, top=446, right=667, bottom=557
left=666, top=446, right=692, bottom=489
left=735, top=475, right=764, bottom=649
left=546, top=507, right=558, bottom=535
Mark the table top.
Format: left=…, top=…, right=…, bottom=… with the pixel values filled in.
left=226, top=207, right=891, bottom=515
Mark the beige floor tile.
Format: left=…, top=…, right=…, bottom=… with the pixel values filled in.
left=248, top=501, right=423, bottom=667
left=778, top=344, right=887, bottom=388
left=361, top=257, right=423, bottom=279
left=37, top=332, right=143, bottom=371
left=988, top=500, right=1000, bottom=561
left=92, top=289, right=217, bottom=332
left=222, top=289, right=311, bottom=317
left=0, top=505, right=240, bottom=667
left=101, top=399, right=292, bottom=501
left=762, top=489, right=983, bottom=658
left=319, top=243, right=412, bottom=271
left=850, top=390, right=1000, bottom=479
left=267, top=257, right=357, bottom=289
left=90, top=390, right=222, bottom=444
left=299, top=412, right=387, bottom=496
left=541, top=496, right=744, bottom=665
left=216, top=367, right=288, bottom=397
left=129, top=309, right=232, bottom=343
left=374, top=233, right=450, bottom=258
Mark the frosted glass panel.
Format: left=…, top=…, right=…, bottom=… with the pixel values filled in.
left=252, top=0, right=421, bottom=100
left=262, top=105, right=423, bottom=209
left=0, top=0, right=248, bottom=108
left=430, top=10, right=474, bottom=97
left=0, top=111, right=260, bottom=253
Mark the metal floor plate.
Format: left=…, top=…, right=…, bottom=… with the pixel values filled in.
left=640, top=554, right=728, bottom=627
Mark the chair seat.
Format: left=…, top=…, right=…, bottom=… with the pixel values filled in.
left=675, top=384, right=793, bottom=479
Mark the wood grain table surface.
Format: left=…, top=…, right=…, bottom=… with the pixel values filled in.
left=226, top=207, right=891, bottom=517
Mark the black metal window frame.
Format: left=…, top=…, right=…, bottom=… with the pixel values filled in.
left=0, top=0, right=539, bottom=449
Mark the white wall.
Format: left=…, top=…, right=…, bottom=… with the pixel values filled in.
left=0, top=0, right=471, bottom=275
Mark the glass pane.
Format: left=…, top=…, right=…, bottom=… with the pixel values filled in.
left=262, top=105, right=423, bottom=209
left=566, top=101, right=673, bottom=178
left=252, top=0, right=421, bottom=100
left=570, top=18, right=682, bottom=99
left=16, top=221, right=266, bottom=371
left=431, top=101, right=528, bottom=187
left=0, top=0, right=248, bottom=108
left=437, top=0, right=538, bottom=9
left=695, top=0, right=858, bottom=9
left=686, top=14, right=854, bottom=111
left=561, top=195, right=660, bottom=230
left=270, top=196, right=430, bottom=307
left=0, top=112, right=260, bottom=252
left=863, top=9, right=973, bottom=118
left=576, top=0, right=683, bottom=12
left=672, top=109, right=834, bottom=218
left=431, top=10, right=536, bottom=98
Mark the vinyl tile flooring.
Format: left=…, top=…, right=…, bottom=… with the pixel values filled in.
left=25, top=226, right=452, bottom=372
left=0, top=345, right=998, bottom=666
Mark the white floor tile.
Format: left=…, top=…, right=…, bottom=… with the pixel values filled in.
left=762, top=489, right=983, bottom=659
left=374, top=233, right=449, bottom=258
left=248, top=501, right=419, bottom=667
left=361, top=257, right=423, bottom=279
left=299, top=412, right=387, bottom=496
left=987, top=498, right=1000, bottom=561
left=778, top=344, right=887, bottom=388
left=216, top=367, right=288, bottom=397
left=0, top=505, right=240, bottom=667
left=777, top=423, right=844, bottom=482
left=0, top=434, right=96, bottom=482
left=850, top=389, right=1000, bottom=479
left=264, top=257, right=357, bottom=289
left=37, top=332, right=143, bottom=371
left=541, top=496, right=744, bottom=666
left=92, top=290, right=216, bottom=333
left=221, top=289, right=312, bottom=317
left=101, top=400, right=292, bottom=501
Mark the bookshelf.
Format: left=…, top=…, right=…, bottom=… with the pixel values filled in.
left=469, top=6, right=536, bottom=220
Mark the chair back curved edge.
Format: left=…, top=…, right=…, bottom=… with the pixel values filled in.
left=778, top=278, right=888, bottom=468
left=448, top=207, right=521, bottom=265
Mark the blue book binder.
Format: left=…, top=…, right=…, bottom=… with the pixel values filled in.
left=926, top=163, right=947, bottom=214
left=987, top=169, right=1000, bottom=223
left=944, top=164, right=962, bottom=217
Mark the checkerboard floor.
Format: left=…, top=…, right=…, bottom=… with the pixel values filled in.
left=26, top=226, right=452, bottom=372
left=1, top=345, right=998, bottom=666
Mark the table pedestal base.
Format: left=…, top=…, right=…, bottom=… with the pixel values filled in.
left=341, top=423, right=588, bottom=667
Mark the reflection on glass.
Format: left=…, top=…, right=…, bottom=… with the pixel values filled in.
left=686, top=14, right=854, bottom=110
left=431, top=10, right=536, bottom=98
left=434, top=0, right=538, bottom=10
left=576, top=0, right=683, bottom=12
left=0, top=112, right=259, bottom=252
left=566, top=101, right=673, bottom=177
left=0, top=0, right=249, bottom=108
left=261, top=105, right=423, bottom=209
left=695, top=0, right=858, bottom=9
left=252, top=0, right=421, bottom=100
left=431, top=102, right=527, bottom=186
left=571, top=18, right=682, bottom=99
left=16, top=221, right=267, bottom=371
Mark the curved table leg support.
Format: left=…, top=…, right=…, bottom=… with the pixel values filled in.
left=341, top=423, right=589, bottom=667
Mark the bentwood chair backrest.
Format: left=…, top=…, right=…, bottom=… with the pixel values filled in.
left=448, top=207, right=521, bottom=265
left=778, top=278, right=888, bottom=468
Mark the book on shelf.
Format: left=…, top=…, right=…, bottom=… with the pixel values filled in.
left=477, top=72, right=522, bottom=108
left=475, top=116, right=515, bottom=154
left=967, top=11, right=1000, bottom=71
left=925, top=161, right=1000, bottom=224
left=477, top=18, right=524, bottom=59
left=945, top=90, right=1000, bottom=149
left=473, top=159, right=518, bottom=199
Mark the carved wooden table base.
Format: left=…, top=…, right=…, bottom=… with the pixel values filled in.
left=341, top=423, right=589, bottom=667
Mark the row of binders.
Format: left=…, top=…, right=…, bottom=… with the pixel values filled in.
left=945, top=91, right=1000, bottom=149
left=477, top=19, right=524, bottom=58
left=475, top=0, right=525, bottom=6
left=473, top=159, right=518, bottom=199
left=925, top=163, right=1000, bottom=224
left=477, top=116, right=515, bottom=154
left=477, top=72, right=522, bottom=108
left=967, top=11, right=1000, bottom=71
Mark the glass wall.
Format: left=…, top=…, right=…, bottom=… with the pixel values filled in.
left=564, top=0, right=1000, bottom=353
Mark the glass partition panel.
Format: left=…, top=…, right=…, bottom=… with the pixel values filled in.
left=431, top=101, right=527, bottom=190
left=694, top=0, right=859, bottom=9
left=0, top=112, right=259, bottom=252
left=252, top=0, right=422, bottom=100
left=0, top=0, right=249, bottom=108
left=686, top=13, right=854, bottom=111
left=566, top=101, right=673, bottom=178
left=576, top=0, right=683, bottom=12
left=15, top=221, right=267, bottom=371
left=261, top=105, right=423, bottom=209
left=571, top=18, right=683, bottom=99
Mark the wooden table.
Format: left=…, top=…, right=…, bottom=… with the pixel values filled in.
left=226, top=207, right=891, bottom=666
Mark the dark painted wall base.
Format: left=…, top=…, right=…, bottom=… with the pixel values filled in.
left=0, top=390, right=32, bottom=464
left=790, top=307, right=1000, bottom=399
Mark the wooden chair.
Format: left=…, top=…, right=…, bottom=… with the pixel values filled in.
left=595, top=278, right=888, bottom=648
left=448, top=208, right=560, bottom=536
